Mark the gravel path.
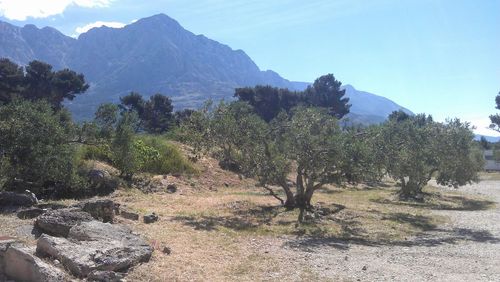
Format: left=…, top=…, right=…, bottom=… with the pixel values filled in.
left=268, top=181, right=500, bottom=281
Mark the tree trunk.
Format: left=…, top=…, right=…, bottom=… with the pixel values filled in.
left=283, top=186, right=296, bottom=209
left=298, top=206, right=305, bottom=223
left=399, top=178, right=423, bottom=201
left=304, top=187, right=315, bottom=208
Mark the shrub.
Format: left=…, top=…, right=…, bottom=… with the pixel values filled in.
left=138, top=135, right=197, bottom=175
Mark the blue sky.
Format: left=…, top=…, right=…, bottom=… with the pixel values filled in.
left=1, top=0, right=499, bottom=135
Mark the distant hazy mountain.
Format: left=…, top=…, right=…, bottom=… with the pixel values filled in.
left=0, top=13, right=410, bottom=123
left=342, top=85, right=413, bottom=124
left=475, top=135, right=500, bottom=143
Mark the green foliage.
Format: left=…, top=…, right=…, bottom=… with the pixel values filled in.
left=0, top=99, right=85, bottom=196
left=142, top=94, right=175, bottom=133
left=94, top=103, right=119, bottom=139
left=305, top=74, right=351, bottom=119
left=234, top=74, right=350, bottom=122
left=379, top=112, right=483, bottom=199
left=489, top=91, right=500, bottom=132
left=112, top=111, right=141, bottom=179
left=118, top=92, right=175, bottom=134
left=0, top=58, right=24, bottom=104
left=80, top=144, right=114, bottom=163
left=138, top=135, right=197, bottom=175
left=234, top=86, right=303, bottom=122
left=0, top=59, right=89, bottom=108
left=182, top=102, right=377, bottom=222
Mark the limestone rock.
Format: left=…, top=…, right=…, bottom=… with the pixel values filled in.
left=120, top=209, right=139, bottom=221
left=0, top=191, right=38, bottom=208
left=2, top=245, right=66, bottom=282
left=17, top=207, right=45, bottom=219
left=37, top=221, right=153, bottom=278
left=80, top=199, right=115, bottom=223
left=88, top=270, right=126, bottom=281
left=144, top=213, right=159, bottom=224
left=35, top=208, right=94, bottom=237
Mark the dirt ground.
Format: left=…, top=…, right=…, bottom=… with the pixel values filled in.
left=121, top=160, right=500, bottom=282
left=2, top=157, right=499, bottom=281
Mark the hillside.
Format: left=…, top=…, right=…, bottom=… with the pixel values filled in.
left=343, top=84, right=413, bottom=124
left=0, top=14, right=411, bottom=122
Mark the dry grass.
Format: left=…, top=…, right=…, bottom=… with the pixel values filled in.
left=2, top=153, right=495, bottom=281
left=109, top=157, right=495, bottom=281
left=479, top=171, right=500, bottom=181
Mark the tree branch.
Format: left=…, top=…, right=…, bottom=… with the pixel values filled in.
left=262, top=185, right=284, bottom=205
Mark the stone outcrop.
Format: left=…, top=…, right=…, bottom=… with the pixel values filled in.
left=3, top=199, right=153, bottom=281
left=80, top=199, right=115, bottom=223
left=120, top=209, right=140, bottom=221
left=37, top=221, right=153, bottom=278
left=0, top=190, right=38, bottom=209
left=0, top=240, right=67, bottom=282
left=35, top=208, right=94, bottom=237
left=17, top=207, right=45, bottom=219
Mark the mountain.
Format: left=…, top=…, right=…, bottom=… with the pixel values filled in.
left=475, top=135, right=500, bottom=143
left=342, top=85, right=413, bottom=124
left=0, top=14, right=410, bottom=122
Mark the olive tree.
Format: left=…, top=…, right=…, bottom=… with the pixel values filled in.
left=182, top=103, right=380, bottom=222
left=379, top=112, right=483, bottom=200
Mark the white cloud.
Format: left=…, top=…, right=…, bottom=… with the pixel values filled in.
left=0, top=0, right=112, bottom=21
left=75, top=20, right=125, bottom=34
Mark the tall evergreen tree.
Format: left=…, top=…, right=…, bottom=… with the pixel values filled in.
left=305, top=74, right=351, bottom=119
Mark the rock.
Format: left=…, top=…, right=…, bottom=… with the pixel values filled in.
left=224, top=182, right=229, bottom=187
left=87, top=170, right=119, bottom=194
left=362, top=265, right=368, bottom=271
left=88, top=169, right=110, bottom=182
left=36, top=203, right=67, bottom=210
left=0, top=191, right=38, bottom=208
left=17, top=207, right=45, bottom=219
left=166, top=184, right=177, bottom=193
left=2, top=245, right=66, bottom=282
left=88, top=270, right=126, bottom=282
left=80, top=199, right=115, bottom=223
left=37, top=221, right=153, bottom=278
left=144, top=213, right=159, bottom=224
left=120, top=209, right=139, bottom=221
left=113, top=202, right=121, bottom=215
left=162, top=246, right=171, bottom=255
left=35, top=208, right=94, bottom=237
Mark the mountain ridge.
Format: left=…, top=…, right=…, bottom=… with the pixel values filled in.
left=0, top=13, right=411, bottom=121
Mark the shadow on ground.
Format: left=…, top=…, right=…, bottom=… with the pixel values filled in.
left=371, top=194, right=496, bottom=211
left=172, top=205, right=283, bottom=231
left=284, top=227, right=500, bottom=252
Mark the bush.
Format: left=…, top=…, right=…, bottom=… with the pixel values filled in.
left=80, top=144, right=114, bottom=163
left=0, top=100, right=84, bottom=197
left=138, top=135, right=197, bottom=175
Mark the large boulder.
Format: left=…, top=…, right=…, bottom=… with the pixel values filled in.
left=2, top=245, right=67, bottom=282
left=35, top=208, right=94, bottom=237
left=37, top=221, right=153, bottom=278
left=17, top=207, right=45, bottom=219
left=78, top=199, right=115, bottom=223
left=0, top=190, right=38, bottom=209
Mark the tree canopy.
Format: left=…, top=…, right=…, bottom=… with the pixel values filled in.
left=489, top=91, right=500, bottom=132
left=0, top=59, right=89, bottom=108
left=234, top=73, right=350, bottom=122
left=379, top=112, right=483, bottom=199
left=118, top=92, right=175, bottom=134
